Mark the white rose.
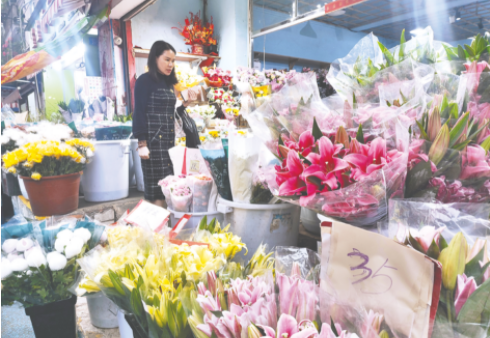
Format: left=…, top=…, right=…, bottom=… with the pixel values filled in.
left=56, top=229, right=74, bottom=241
left=54, top=236, right=71, bottom=252
left=7, top=253, right=23, bottom=262
left=11, top=258, right=29, bottom=271
left=25, top=247, right=47, bottom=268
left=73, top=228, right=92, bottom=244
left=2, top=239, right=19, bottom=253
left=47, top=252, right=67, bottom=271
left=16, top=238, right=33, bottom=252
left=2, top=260, right=13, bottom=278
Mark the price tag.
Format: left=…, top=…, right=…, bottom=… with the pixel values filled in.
left=322, top=221, right=435, bottom=338
left=125, top=200, right=171, bottom=233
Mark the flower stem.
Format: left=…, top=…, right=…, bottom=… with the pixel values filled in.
left=446, top=288, right=453, bottom=323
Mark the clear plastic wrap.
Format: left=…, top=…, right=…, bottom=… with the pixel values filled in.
left=188, top=174, right=214, bottom=212
left=228, top=133, right=261, bottom=203
left=199, top=143, right=233, bottom=201
left=170, top=185, right=193, bottom=212
left=387, top=200, right=490, bottom=338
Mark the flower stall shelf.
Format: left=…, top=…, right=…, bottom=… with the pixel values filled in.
left=2, top=139, right=94, bottom=217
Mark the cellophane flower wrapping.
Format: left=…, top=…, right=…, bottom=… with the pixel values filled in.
left=170, top=182, right=193, bottom=212
left=250, top=147, right=278, bottom=204
left=200, top=141, right=233, bottom=201
left=387, top=200, right=490, bottom=338
left=159, top=175, right=186, bottom=210
left=228, top=133, right=262, bottom=203
left=275, top=246, right=321, bottom=324
left=188, top=174, right=213, bottom=212
left=1, top=216, right=104, bottom=307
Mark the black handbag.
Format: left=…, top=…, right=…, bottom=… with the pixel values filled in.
left=176, top=106, right=201, bottom=148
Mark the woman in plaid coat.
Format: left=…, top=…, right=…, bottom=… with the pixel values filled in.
left=132, top=41, right=192, bottom=207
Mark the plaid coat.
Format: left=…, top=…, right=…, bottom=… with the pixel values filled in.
left=141, top=86, right=176, bottom=201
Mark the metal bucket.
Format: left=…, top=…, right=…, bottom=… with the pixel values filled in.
left=117, top=309, right=134, bottom=338
left=300, top=207, right=321, bottom=235
left=217, top=197, right=301, bottom=261
left=86, top=293, right=119, bottom=329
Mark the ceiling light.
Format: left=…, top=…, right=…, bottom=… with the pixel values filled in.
left=455, top=9, right=461, bottom=21
left=478, top=18, right=484, bottom=30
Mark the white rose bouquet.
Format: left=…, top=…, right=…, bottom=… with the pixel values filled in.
left=1, top=219, right=105, bottom=307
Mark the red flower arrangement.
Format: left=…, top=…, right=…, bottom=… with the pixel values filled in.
left=203, top=67, right=232, bottom=87
left=173, top=11, right=217, bottom=46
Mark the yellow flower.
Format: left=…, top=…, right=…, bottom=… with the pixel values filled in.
left=237, top=130, right=246, bottom=136
left=438, top=232, right=467, bottom=290
left=209, top=131, right=219, bottom=139
left=199, top=136, right=206, bottom=142
left=31, top=172, right=42, bottom=180
left=7, top=167, right=16, bottom=174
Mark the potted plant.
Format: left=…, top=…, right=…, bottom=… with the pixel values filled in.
left=1, top=138, right=94, bottom=216
left=1, top=220, right=105, bottom=338
left=173, top=11, right=217, bottom=55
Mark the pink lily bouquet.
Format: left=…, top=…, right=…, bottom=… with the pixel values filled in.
left=271, top=118, right=407, bottom=225
left=405, top=93, right=490, bottom=203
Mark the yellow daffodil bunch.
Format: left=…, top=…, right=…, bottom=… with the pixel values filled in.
left=1, top=139, right=92, bottom=179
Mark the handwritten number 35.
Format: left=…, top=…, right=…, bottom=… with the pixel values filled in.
left=348, top=249, right=397, bottom=294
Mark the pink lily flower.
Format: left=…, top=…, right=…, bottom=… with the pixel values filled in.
left=360, top=310, right=384, bottom=338
left=196, top=290, right=221, bottom=312
left=277, top=272, right=300, bottom=317
left=468, top=102, right=490, bottom=122
left=296, top=279, right=319, bottom=322
left=410, top=226, right=446, bottom=253
left=467, top=239, right=490, bottom=283
left=277, top=151, right=307, bottom=196
left=460, top=145, right=490, bottom=180
left=344, top=137, right=386, bottom=181
left=207, top=271, right=218, bottom=296
left=258, top=314, right=318, bottom=338
left=198, top=282, right=208, bottom=296
left=454, top=274, right=477, bottom=317
left=463, top=61, right=489, bottom=95
left=303, top=137, right=349, bottom=194
left=298, top=131, right=316, bottom=157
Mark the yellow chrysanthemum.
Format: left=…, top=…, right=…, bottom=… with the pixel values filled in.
left=208, top=131, right=219, bottom=138
left=7, top=167, right=16, bottom=174
left=31, top=172, right=41, bottom=180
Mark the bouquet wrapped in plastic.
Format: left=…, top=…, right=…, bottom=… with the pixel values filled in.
left=405, top=94, right=490, bottom=203
left=175, top=64, right=204, bottom=92
left=200, top=140, right=233, bottom=201
left=203, top=67, right=232, bottom=88
left=388, top=200, right=490, bottom=338
left=1, top=216, right=104, bottom=307
left=188, top=174, right=213, bottom=212
left=171, top=183, right=193, bottom=212
left=158, top=175, right=186, bottom=210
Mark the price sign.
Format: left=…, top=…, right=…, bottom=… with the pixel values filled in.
left=322, top=221, right=435, bottom=338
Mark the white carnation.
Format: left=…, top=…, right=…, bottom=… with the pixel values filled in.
left=25, top=247, right=47, bottom=268
left=56, top=229, right=74, bottom=241
left=2, top=239, right=19, bottom=253
left=2, top=259, right=12, bottom=279
left=11, top=258, right=29, bottom=272
left=47, top=252, right=67, bottom=271
left=54, top=236, right=71, bottom=252
left=73, top=228, right=92, bottom=244
left=16, top=238, right=33, bottom=252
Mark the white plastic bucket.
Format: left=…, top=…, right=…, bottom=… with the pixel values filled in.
left=168, top=208, right=225, bottom=232
left=86, top=292, right=119, bottom=328
left=81, top=139, right=130, bottom=202
left=130, top=140, right=144, bottom=192
left=117, top=309, right=134, bottom=338
left=217, top=197, right=301, bottom=261
left=301, top=207, right=320, bottom=235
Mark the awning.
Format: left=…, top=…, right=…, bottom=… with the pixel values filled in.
left=1, top=9, right=105, bottom=84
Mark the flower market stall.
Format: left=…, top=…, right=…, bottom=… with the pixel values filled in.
left=2, top=11, right=490, bottom=337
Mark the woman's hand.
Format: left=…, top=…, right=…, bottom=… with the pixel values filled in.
left=138, top=140, right=150, bottom=159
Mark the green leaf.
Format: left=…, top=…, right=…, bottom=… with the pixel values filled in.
left=378, top=41, right=394, bottom=66
left=312, top=117, right=323, bottom=141
left=208, top=217, right=217, bottom=233
left=211, top=310, right=223, bottom=318
left=427, top=239, right=441, bottom=260
left=458, top=45, right=467, bottom=60
left=278, top=134, right=284, bottom=146
left=198, top=216, right=208, bottom=231
left=440, top=94, right=449, bottom=114
left=352, top=93, right=358, bottom=110
left=405, top=160, right=433, bottom=198
left=399, top=29, right=406, bottom=60
left=480, top=136, right=490, bottom=154
left=465, top=247, right=490, bottom=285
left=452, top=139, right=472, bottom=151
left=448, top=102, right=459, bottom=120
left=408, top=231, right=425, bottom=254
left=416, top=120, right=430, bottom=140
left=443, top=45, right=459, bottom=60
left=299, top=153, right=312, bottom=166
left=464, top=44, right=475, bottom=57
left=456, top=278, right=490, bottom=336
left=449, top=112, right=469, bottom=147
left=356, top=124, right=364, bottom=143
left=108, top=270, right=125, bottom=296
left=439, top=235, right=449, bottom=251
left=130, top=288, right=143, bottom=317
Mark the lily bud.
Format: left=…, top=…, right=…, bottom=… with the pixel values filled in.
left=438, top=232, right=467, bottom=290
left=247, top=324, right=262, bottom=338
left=428, top=124, right=450, bottom=166
left=428, top=107, right=441, bottom=141
left=349, top=139, right=362, bottom=154
left=278, top=145, right=290, bottom=159
left=335, top=126, right=350, bottom=148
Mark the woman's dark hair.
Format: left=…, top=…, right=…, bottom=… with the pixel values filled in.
left=147, top=41, right=178, bottom=85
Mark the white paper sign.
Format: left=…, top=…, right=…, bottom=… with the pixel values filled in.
left=321, top=221, right=434, bottom=338
left=125, top=200, right=170, bottom=233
